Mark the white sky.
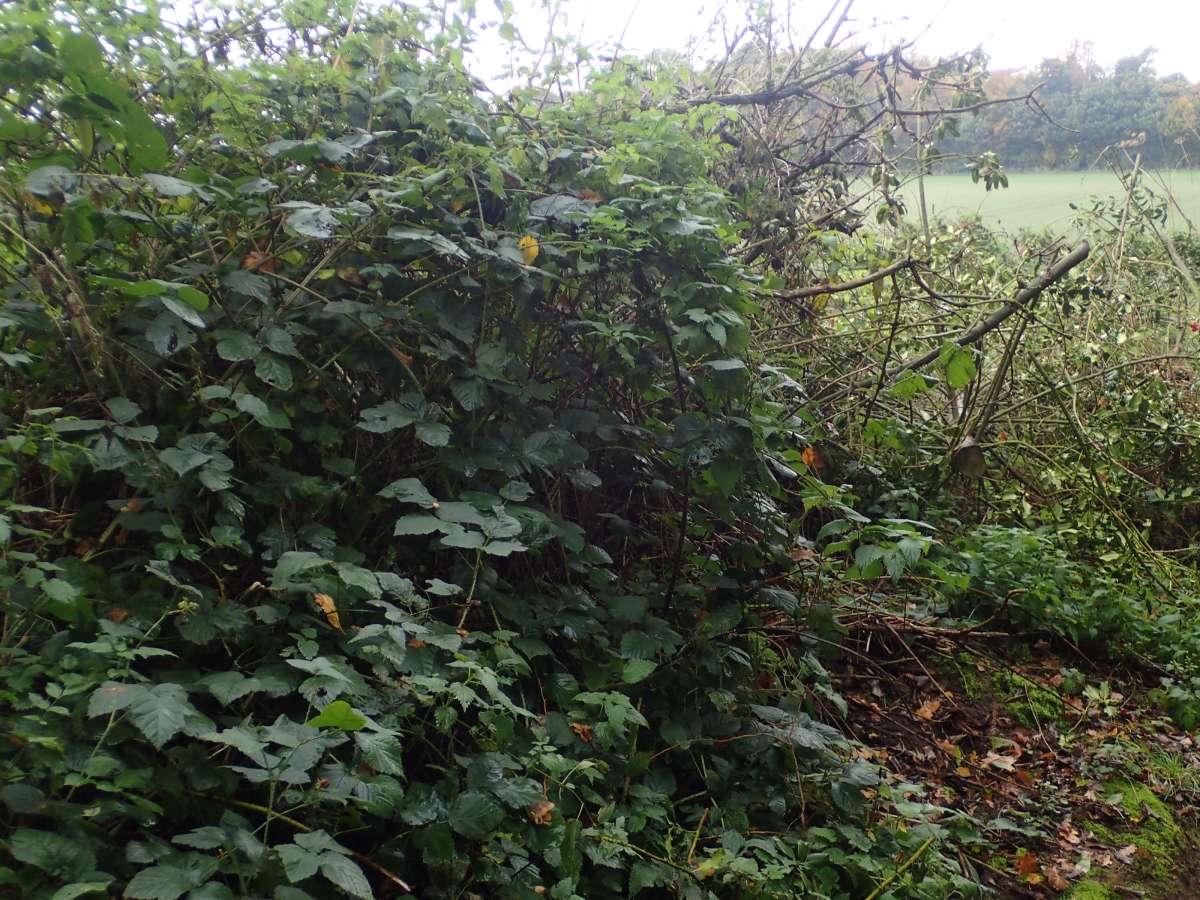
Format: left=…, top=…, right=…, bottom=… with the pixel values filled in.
left=485, top=0, right=1200, bottom=81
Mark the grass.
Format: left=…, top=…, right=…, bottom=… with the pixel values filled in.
left=895, top=169, right=1200, bottom=233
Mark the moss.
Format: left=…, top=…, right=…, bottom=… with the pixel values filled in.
left=1067, top=879, right=1117, bottom=900
left=1084, top=780, right=1182, bottom=883
left=991, top=668, right=1065, bottom=727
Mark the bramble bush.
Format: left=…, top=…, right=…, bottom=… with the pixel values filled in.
left=0, top=2, right=983, bottom=898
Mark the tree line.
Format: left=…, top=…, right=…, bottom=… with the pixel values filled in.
left=940, top=44, right=1200, bottom=170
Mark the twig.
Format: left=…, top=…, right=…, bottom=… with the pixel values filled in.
left=864, top=836, right=935, bottom=900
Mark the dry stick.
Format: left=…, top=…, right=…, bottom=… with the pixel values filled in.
left=790, top=241, right=1090, bottom=417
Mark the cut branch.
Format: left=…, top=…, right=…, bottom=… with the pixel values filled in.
left=798, top=241, right=1090, bottom=409
left=776, top=258, right=915, bottom=302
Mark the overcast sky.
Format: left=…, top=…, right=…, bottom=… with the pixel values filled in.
left=488, top=0, right=1200, bottom=81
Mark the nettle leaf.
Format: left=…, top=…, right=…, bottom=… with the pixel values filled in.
left=354, top=730, right=405, bottom=775
left=449, top=790, right=505, bottom=840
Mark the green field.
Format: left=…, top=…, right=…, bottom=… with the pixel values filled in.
left=896, top=169, right=1200, bottom=233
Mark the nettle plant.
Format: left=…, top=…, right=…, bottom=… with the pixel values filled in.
left=0, top=2, right=980, bottom=898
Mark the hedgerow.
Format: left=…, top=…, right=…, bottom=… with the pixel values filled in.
left=0, top=3, right=982, bottom=898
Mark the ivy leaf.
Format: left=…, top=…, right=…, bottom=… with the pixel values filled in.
left=448, top=791, right=505, bottom=840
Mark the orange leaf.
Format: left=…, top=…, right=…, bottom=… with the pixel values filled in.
left=914, top=698, right=942, bottom=721
left=313, top=593, right=342, bottom=631
left=243, top=250, right=277, bottom=272
left=527, top=801, right=555, bottom=825
left=1015, top=850, right=1039, bottom=876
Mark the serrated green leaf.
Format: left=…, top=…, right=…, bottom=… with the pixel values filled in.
left=379, top=478, right=437, bottom=507
left=393, top=515, right=445, bottom=536
left=448, top=790, right=504, bottom=840
left=622, top=658, right=657, bottom=683
left=123, top=865, right=196, bottom=900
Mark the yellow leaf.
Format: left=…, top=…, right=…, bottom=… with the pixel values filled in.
left=313, top=593, right=342, bottom=631
left=518, top=234, right=539, bottom=265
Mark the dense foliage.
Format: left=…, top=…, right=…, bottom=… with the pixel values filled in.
left=5, top=2, right=1200, bottom=899
left=0, top=2, right=985, bottom=898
